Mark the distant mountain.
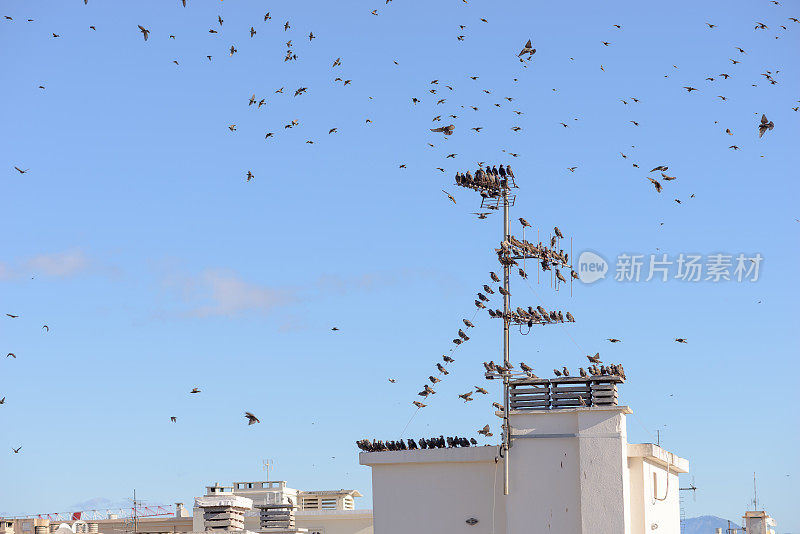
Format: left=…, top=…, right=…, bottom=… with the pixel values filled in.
left=683, top=516, right=741, bottom=534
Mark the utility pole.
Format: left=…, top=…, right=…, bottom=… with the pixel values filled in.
left=133, top=490, right=138, bottom=534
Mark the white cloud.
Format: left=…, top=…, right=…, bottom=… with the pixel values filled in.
left=0, top=249, right=90, bottom=280
left=180, top=269, right=298, bottom=317
left=25, top=250, right=89, bottom=277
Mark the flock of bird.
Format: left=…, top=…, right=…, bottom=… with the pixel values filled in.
left=3, top=0, right=796, bottom=456
left=356, top=435, right=480, bottom=452
left=3, top=310, right=261, bottom=455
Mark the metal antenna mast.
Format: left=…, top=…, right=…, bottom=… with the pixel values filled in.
left=452, top=164, right=578, bottom=496
left=501, top=184, right=511, bottom=495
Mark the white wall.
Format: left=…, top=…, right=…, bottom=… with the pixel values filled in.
left=362, top=446, right=505, bottom=534
left=505, top=407, right=630, bottom=534
left=628, top=444, right=688, bottom=534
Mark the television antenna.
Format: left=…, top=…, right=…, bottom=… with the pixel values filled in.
left=679, top=476, right=697, bottom=534
left=262, top=459, right=275, bottom=480
left=453, top=165, right=577, bottom=495
left=679, top=476, right=697, bottom=499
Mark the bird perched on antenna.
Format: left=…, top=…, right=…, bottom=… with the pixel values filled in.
left=519, top=217, right=531, bottom=228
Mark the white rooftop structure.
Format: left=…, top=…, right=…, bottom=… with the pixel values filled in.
left=192, top=481, right=371, bottom=534
left=360, top=405, right=688, bottom=534
left=742, top=511, right=777, bottom=534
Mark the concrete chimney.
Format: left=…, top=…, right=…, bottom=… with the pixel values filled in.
left=195, top=495, right=253, bottom=531
left=175, top=503, right=190, bottom=518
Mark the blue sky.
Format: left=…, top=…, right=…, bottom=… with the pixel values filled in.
left=1, top=0, right=798, bottom=529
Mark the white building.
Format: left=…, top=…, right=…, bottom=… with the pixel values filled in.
left=741, top=511, right=777, bottom=534
left=193, top=482, right=372, bottom=534
left=360, top=404, right=688, bottom=534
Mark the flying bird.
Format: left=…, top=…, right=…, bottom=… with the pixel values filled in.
left=170, top=416, right=177, bottom=422
left=42, top=325, right=49, bottom=332
left=607, top=338, right=622, bottom=343
left=758, top=114, right=774, bottom=138
left=518, top=39, right=535, bottom=58
left=430, top=124, right=455, bottom=135
left=675, top=338, right=688, bottom=343
left=647, top=177, right=663, bottom=193
left=245, top=412, right=260, bottom=425
left=12, top=446, right=22, bottom=454
left=137, top=25, right=149, bottom=41
left=190, top=387, right=201, bottom=393
left=478, top=425, right=493, bottom=437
